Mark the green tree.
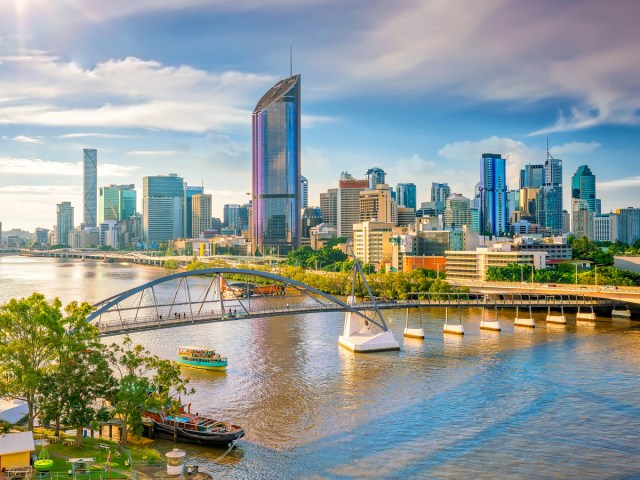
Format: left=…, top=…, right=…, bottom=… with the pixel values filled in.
left=0, top=294, right=67, bottom=429
left=38, top=301, right=115, bottom=445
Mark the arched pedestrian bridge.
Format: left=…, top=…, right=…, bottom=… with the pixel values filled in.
left=88, top=269, right=628, bottom=339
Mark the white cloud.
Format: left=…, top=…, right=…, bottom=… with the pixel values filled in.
left=59, top=133, right=135, bottom=139
left=126, top=150, right=184, bottom=157
left=550, top=141, right=601, bottom=156
left=0, top=157, right=138, bottom=176
left=11, top=135, right=43, bottom=144
left=598, top=176, right=640, bottom=191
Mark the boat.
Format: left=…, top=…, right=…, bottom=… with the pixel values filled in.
left=142, top=405, right=244, bottom=446
left=177, top=346, right=227, bottom=371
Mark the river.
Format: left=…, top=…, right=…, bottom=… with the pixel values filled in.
left=1, top=255, right=640, bottom=479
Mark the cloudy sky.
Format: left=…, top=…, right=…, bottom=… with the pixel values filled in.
left=1, top=0, right=639, bottom=231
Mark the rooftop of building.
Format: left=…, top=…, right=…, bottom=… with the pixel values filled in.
left=253, top=74, right=300, bottom=114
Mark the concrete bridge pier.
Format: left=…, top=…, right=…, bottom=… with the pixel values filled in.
left=480, top=305, right=501, bottom=331
left=443, top=306, right=464, bottom=335
left=546, top=304, right=567, bottom=324
left=576, top=305, right=596, bottom=322
left=514, top=305, right=535, bottom=328
left=404, top=307, right=425, bottom=339
left=339, top=296, right=400, bottom=353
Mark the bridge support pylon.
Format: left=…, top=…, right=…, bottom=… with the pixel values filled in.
left=576, top=305, right=596, bottom=322
left=404, top=307, right=425, bottom=339
left=443, top=306, right=464, bottom=335
left=339, top=296, right=400, bottom=352
left=480, top=305, right=501, bottom=331
left=546, top=305, right=567, bottom=324
left=514, top=305, right=535, bottom=328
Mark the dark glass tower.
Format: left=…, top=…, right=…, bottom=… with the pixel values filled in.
left=252, top=74, right=301, bottom=255
left=571, top=165, right=596, bottom=211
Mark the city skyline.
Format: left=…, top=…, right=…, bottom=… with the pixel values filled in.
left=1, top=1, right=640, bottom=230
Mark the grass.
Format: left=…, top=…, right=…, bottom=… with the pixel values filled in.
left=31, top=429, right=163, bottom=479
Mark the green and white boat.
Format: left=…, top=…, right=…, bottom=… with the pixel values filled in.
left=177, top=346, right=227, bottom=371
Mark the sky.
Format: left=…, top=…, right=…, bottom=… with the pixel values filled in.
left=1, top=0, right=639, bottom=231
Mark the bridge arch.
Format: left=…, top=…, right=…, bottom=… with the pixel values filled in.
left=88, top=268, right=389, bottom=333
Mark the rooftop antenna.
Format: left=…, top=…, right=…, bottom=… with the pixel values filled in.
left=289, top=44, right=293, bottom=77
left=546, top=137, right=553, bottom=160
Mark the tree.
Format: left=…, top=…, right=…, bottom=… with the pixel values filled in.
left=0, top=294, right=67, bottom=429
left=106, top=337, right=192, bottom=446
left=38, top=301, right=114, bottom=445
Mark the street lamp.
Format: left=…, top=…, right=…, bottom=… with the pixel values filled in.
left=594, top=264, right=605, bottom=286
left=574, top=263, right=578, bottom=285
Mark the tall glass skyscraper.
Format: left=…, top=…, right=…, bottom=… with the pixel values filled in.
left=396, top=183, right=417, bottom=210
left=98, top=184, right=136, bottom=224
left=56, top=201, right=74, bottom=245
left=537, top=155, right=564, bottom=233
left=300, top=176, right=309, bottom=209
left=366, top=167, right=386, bottom=190
left=252, top=74, right=301, bottom=255
left=480, top=153, right=508, bottom=236
left=185, top=185, right=205, bottom=238
left=83, top=148, right=97, bottom=228
left=143, top=173, right=185, bottom=243
left=571, top=165, right=596, bottom=211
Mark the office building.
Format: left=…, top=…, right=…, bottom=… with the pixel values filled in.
left=320, top=189, right=337, bottom=227
left=83, top=148, right=97, bottom=228
left=56, top=202, right=74, bottom=245
left=431, top=182, right=451, bottom=204
left=328, top=172, right=369, bottom=239
left=68, top=228, right=99, bottom=249
left=396, top=183, right=417, bottom=210
left=520, top=164, right=545, bottom=188
left=397, top=207, right=416, bottom=227
left=185, top=185, right=205, bottom=238
left=537, top=154, right=563, bottom=234
left=252, top=74, right=301, bottom=255
left=98, top=184, right=136, bottom=224
left=34, top=228, right=49, bottom=246
left=192, top=194, right=212, bottom=238
left=99, top=221, right=118, bottom=248
left=353, top=220, right=394, bottom=266
left=572, top=199, right=594, bottom=239
left=444, top=193, right=471, bottom=230
left=359, top=184, right=397, bottom=224
left=446, top=245, right=547, bottom=282
left=300, top=176, right=309, bottom=209
left=366, top=168, right=386, bottom=190
left=143, top=173, right=185, bottom=243
left=594, top=213, right=619, bottom=242
left=616, top=207, right=640, bottom=245
left=571, top=165, right=596, bottom=212
left=301, top=207, right=323, bottom=238
left=479, top=153, right=508, bottom=236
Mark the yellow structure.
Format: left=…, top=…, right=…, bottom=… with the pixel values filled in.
left=0, top=431, right=35, bottom=470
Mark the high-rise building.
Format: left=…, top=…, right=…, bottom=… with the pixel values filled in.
left=301, top=207, right=322, bottom=238
left=252, top=74, right=301, bottom=255
left=56, top=201, right=74, bottom=245
left=520, top=164, right=545, bottom=189
left=444, top=193, right=471, bottom=229
left=594, top=213, right=618, bottom=242
left=224, top=204, right=247, bottom=234
left=300, top=176, right=309, bottom=209
left=330, top=172, right=369, bottom=239
left=431, top=183, right=451, bottom=204
left=366, top=168, right=386, bottom=190
left=571, top=165, right=596, bottom=212
left=359, top=184, right=397, bottom=224
left=320, top=189, right=337, bottom=227
left=616, top=207, right=640, bottom=245
left=571, top=198, right=594, bottom=239
left=397, top=207, right=416, bottom=227
left=185, top=185, right=205, bottom=238
left=192, top=194, right=212, bottom=238
left=98, top=184, right=136, bottom=224
left=143, top=173, right=185, bottom=243
left=537, top=154, right=563, bottom=234
left=83, top=148, right=97, bottom=228
left=353, top=220, right=394, bottom=265
left=34, top=228, right=49, bottom=246
left=479, top=153, right=508, bottom=236
left=396, top=183, right=417, bottom=210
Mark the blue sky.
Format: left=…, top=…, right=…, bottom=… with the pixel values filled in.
left=1, top=0, right=639, bottom=231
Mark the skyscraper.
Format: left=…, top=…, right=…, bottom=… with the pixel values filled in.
left=143, top=173, right=185, bottom=243
left=444, top=193, right=471, bottom=229
left=98, top=184, right=136, bottom=224
left=300, top=176, right=309, bottom=209
left=396, top=183, right=417, bottom=210
left=192, top=194, right=212, bottom=238
left=537, top=154, right=563, bottom=233
left=431, top=182, right=451, bottom=203
left=366, top=168, right=386, bottom=190
left=252, top=74, right=301, bottom=255
left=83, top=148, right=97, bottom=228
left=571, top=165, right=596, bottom=211
left=520, top=164, right=545, bottom=188
left=336, top=172, right=368, bottom=239
left=185, top=185, right=205, bottom=238
left=479, top=153, right=508, bottom=236
left=56, top=201, right=74, bottom=245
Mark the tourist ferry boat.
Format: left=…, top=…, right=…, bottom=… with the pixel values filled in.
left=177, top=346, right=228, bottom=371
left=143, top=405, right=244, bottom=446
